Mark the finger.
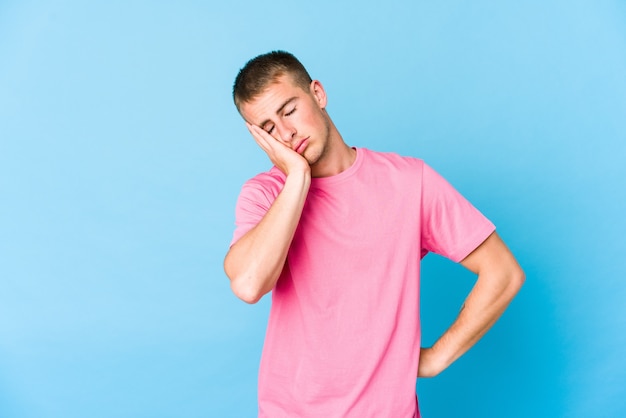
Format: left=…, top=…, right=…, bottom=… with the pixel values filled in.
left=246, top=123, right=273, bottom=152
left=246, top=122, right=268, bottom=138
left=247, top=122, right=291, bottom=156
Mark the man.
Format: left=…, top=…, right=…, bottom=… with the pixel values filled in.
left=224, top=50, right=524, bottom=417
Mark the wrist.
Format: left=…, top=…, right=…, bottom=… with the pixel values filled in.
left=282, top=168, right=311, bottom=198
left=419, top=344, right=453, bottom=378
left=285, top=167, right=311, bottom=184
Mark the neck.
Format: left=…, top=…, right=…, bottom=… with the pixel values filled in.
left=310, top=122, right=356, bottom=178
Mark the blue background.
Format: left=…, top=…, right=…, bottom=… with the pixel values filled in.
left=1, top=1, right=625, bottom=417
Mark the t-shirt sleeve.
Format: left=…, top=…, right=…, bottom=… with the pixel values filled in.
left=230, top=175, right=282, bottom=247
left=420, top=162, right=496, bottom=263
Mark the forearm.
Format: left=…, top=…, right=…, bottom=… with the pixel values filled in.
left=418, top=232, right=525, bottom=377
left=427, top=267, right=524, bottom=374
left=224, top=170, right=311, bottom=303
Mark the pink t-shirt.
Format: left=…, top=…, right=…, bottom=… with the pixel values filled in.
left=231, top=148, right=495, bottom=417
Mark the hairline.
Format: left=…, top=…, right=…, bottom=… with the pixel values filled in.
left=235, top=72, right=311, bottom=113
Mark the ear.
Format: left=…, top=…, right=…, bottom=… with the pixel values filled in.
left=309, top=80, right=327, bottom=109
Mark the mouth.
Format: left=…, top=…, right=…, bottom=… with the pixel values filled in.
left=295, top=138, right=309, bottom=154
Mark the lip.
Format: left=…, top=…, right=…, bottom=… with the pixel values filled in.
left=295, top=138, right=309, bottom=154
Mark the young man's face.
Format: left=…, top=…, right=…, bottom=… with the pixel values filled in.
left=239, top=74, right=331, bottom=167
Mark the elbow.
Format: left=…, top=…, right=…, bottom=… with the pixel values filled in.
left=515, top=264, right=526, bottom=287
left=223, top=249, right=274, bottom=304
left=224, top=260, right=266, bottom=304
left=509, top=265, right=526, bottom=296
left=231, top=277, right=265, bottom=304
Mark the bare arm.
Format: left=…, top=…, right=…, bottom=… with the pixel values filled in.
left=418, top=231, right=525, bottom=377
left=224, top=123, right=311, bottom=304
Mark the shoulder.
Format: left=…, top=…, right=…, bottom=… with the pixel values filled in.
left=238, top=166, right=286, bottom=205
left=360, top=148, right=425, bottom=174
left=243, top=166, right=285, bottom=189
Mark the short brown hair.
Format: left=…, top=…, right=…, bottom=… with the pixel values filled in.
left=233, top=50, right=312, bottom=111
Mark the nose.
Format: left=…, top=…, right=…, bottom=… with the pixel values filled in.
left=276, top=121, right=296, bottom=144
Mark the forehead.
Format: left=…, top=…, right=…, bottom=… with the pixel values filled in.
left=240, top=74, right=306, bottom=123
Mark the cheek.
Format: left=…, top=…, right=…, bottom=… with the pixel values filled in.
left=303, top=110, right=324, bottom=129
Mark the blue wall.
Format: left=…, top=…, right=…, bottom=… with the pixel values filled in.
left=1, top=1, right=624, bottom=417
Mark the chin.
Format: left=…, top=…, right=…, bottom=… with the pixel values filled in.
left=303, top=151, right=321, bottom=167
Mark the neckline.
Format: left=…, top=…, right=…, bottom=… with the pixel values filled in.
left=310, top=147, right=363, bottom=188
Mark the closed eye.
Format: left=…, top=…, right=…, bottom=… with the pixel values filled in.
left=285, top=107, right=296, bottom=116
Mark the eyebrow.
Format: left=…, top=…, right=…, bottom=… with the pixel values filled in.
left=259, top=97, right=297, bottom=128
